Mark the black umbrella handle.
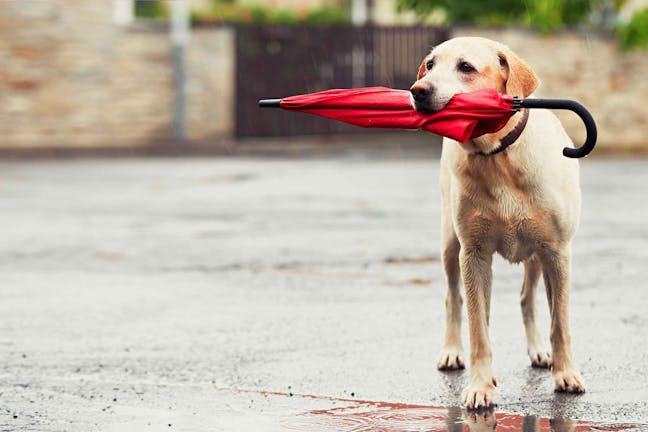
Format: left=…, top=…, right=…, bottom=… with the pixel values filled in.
left=514, top=98, right=597, bottom=158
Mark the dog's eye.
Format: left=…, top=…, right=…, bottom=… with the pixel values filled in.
left=426, top=60, right=434, bottom=70
left=458, top=62, right=476, bottom=73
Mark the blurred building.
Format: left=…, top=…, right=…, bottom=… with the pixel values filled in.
left=0, top=0, right=233, bottom=148
left=0, top=0, right=647, bottom=151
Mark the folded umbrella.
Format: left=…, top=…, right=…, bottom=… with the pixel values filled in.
left=259, top=87, right=597, bottom=158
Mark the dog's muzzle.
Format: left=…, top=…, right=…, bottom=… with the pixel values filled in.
left=410, top=82, right=436, bottom=112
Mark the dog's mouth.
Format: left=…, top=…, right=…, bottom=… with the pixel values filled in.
left=412, top=100, right=438, bottom=114
left=411, top=96, right=451, bottom=114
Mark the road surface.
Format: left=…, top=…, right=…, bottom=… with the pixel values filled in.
left=0, top=154, right=647, bottom=431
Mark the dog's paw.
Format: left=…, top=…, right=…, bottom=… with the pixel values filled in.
left=528, top=346, right=552, bottom=369
left=437, top=346, right=465, bottom=370
left=461, top=377, right=497, bottom=409
left=553, top=368, right=585, bottom=393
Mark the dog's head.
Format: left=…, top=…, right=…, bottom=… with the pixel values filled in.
left=410, top=37, right=539, bottom=113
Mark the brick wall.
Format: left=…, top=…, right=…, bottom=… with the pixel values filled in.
left=187, top=27, right=234, bottom=144
left=0, top=1, right=233, bottom=148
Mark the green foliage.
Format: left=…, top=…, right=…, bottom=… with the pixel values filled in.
left=617, top=7, right=648, bottom=50
left=267, top=8, right=299, bottom=24
left=523, top=0, right=600, bottom=32
left=561, top=0, right=596, bottom=23
left=397, top=0, right=526, bottom=25
left=191, top=2, right=349, bottom=25
left=524, top=0, right=568, bottom=32
left=396, top=0, right=599, bottom=31
left=134, top=0, right=167, bottom=19
left=304, top=6, right=350, bottom=25
left=248, top=5, right=270, bottom=23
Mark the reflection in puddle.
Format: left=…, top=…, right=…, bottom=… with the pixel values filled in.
left=275, top=391, right=645, bottom=432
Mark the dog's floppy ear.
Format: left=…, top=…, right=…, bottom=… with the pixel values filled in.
left=416, top=59, right=427, bottom=81
left=498, top=48, right=539, bottom=97
left=417, top=59, right=427, bottom=80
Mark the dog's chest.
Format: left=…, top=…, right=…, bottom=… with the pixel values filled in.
left=454, top=155, right=560, bottom=261
left=495, top=216, right=540, bottom=263
left=459, top=183, right=551, bottom=263
left=487, top=191, right=541, bottom=262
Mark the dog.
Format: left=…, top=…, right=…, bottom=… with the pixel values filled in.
left=410, top=37, right=585, bottom=409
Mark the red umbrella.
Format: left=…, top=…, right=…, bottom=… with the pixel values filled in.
left=259, top=87, right=597, bottom=158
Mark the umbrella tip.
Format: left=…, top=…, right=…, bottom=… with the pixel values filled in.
left=259, top=99, right=281, bottom=108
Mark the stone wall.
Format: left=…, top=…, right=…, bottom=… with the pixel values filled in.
left=453, top=27, right=648, bottom=151
left=0, top=1, right=234, bottom=148
left=187, top=27, right=235, bottom=144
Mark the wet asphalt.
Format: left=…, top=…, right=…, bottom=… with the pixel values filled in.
left=0, top=152, right=647, bottom=431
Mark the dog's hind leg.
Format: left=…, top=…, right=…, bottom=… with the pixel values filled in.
left=540, top=245, right=585, bottom=393
left=520, top=255, right=552, bottom=368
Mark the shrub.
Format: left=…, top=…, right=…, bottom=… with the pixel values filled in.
left=617, top=7, right=648, bottom=50
left=396, top=0, right=598, bottom=31
left=304, top=6, right=350, bottom=25
left=191, top=3, right=348, bottom=25
left=134, top=0, right=167, bottom=19
left=267, top=8, right=299, bottom=24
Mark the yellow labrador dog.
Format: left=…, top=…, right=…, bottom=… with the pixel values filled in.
left=410, top=37, right=585, bottom=409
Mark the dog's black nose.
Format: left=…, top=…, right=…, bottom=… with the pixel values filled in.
left=410, top=83, right=433, bottom=102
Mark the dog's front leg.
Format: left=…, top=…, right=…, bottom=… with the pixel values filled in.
left=460, top=246, right=497, bottom=409
left=540, top=244, right=585, bottom=393
left=437, top=234, right=465, bottom=370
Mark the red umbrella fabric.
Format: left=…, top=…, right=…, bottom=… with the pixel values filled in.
left=275, top=87, right=516, bottom=143
left=260, top=87, right=597, bottom=158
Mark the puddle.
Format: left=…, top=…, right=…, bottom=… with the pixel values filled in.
left=251, top=390, right=646, bottom=432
